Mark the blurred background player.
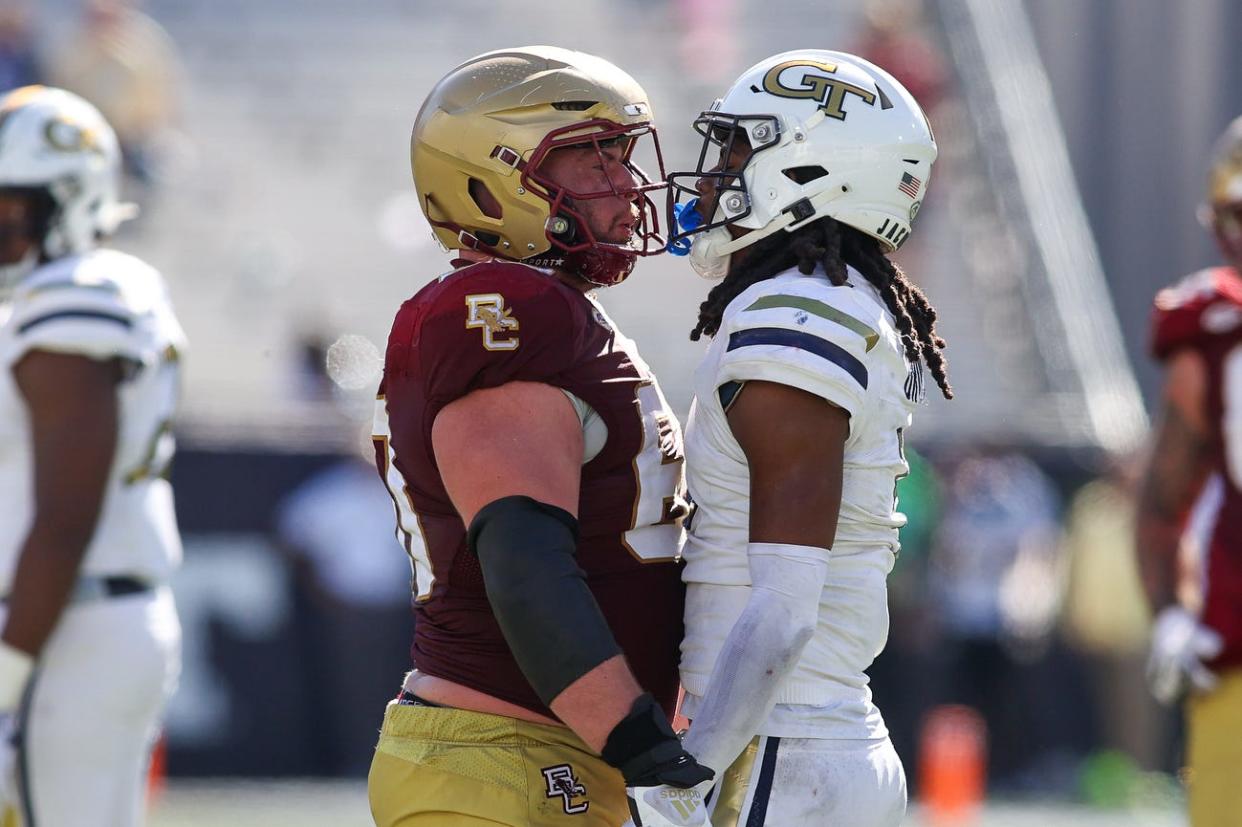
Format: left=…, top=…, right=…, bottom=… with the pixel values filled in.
left=47, top=0, right=181, bottom=184
left=273, top=443, right=412, bottom=777
left=0, top=4, right=41, bottom=95
left=928, top=447, right=1066, bottom=788
left=0, top=86, right=183, bottom=826
left=1137, top=113, right=1242, bottom=827
left=645, top=50, right=950, bottom=826
left=367, top=47, right=712, bottom=826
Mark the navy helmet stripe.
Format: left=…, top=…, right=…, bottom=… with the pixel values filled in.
left=727, top=327, right=868, bottom=389
left=17, top=309, right=133, bottom=335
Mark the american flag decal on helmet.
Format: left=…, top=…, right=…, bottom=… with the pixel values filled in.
left=898, top=172, right=921, bottom=199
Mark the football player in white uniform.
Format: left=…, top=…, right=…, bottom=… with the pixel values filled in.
left=0, top=86, right=183, bottom=826
left=627, top=51, right=951, bottom=827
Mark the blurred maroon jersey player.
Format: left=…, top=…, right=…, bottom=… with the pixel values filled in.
left=374, top=259, right=686, bottom=718
left=1149, top=266, right=1242, bottom=668
left=1137, top=115, right=1242, bottom=827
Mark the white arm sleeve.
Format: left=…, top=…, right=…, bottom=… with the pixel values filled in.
left=681, top=543, right=829, bottom=776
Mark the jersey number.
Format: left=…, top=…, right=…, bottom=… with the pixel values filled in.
left=123, top=344, right=181, bottom=485
left=621, top=382, right=689, bottom=562
left=373, top=397, right=431, bottom=601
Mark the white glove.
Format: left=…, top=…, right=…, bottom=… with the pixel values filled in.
left=623, top=781, right=712, bottom=827
left=0, top=713, right=17, bottom=808
left=0, top=642, right=31, bottom=809
left=1147, top=606, right=1223, bottom=704
left=0, top=642, right=31, bottom=712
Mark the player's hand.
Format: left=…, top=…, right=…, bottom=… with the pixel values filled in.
left=0, top=714, right=18, bottom=806
left=0, top=642, right=32, bottom=807
left=623, top=779, right=712, bottom=826
left=1147, top=606, right=1224, bottom=704
left=622, top=749, right=714, bottom=827
left=603, top=693, right=713, bottom=826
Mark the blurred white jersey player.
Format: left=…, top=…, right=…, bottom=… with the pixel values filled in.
left=629, top=52, right=951, bottom=827
left=0, top=86, right=182, bottom=826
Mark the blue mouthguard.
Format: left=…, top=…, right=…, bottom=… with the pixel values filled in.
left=666, top=198, right=703, bottom=256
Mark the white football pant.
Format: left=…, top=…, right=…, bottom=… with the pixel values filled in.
left=3, top=588, right=180, bottom=826
left=709, top=735, right=906, bottom=827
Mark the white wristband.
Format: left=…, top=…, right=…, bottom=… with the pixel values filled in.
left=0, top=641, right=33, bottom=711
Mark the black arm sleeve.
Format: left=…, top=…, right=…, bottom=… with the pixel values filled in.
left=469, top=497, right=712, bottom=790
left=467, top=495, right=622, bottom=706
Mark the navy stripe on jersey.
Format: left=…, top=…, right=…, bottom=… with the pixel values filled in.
left=17, top=309, right=133, bottom=335
left=744, top=736, right=781, bottom=827
left=726, top=327, right=868, bottom=389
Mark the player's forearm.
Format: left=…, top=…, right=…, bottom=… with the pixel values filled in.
left=1132, top=387, right=1210, bottom=614
left=2, top=524, right=93, bottom=656
left=468, top=495, right=640, bottom=752
left=549, top=654, right=643, bottom=751
left=1135, top=513, right=1184, bottom=613
left=682, top=586, right=816, bottom=775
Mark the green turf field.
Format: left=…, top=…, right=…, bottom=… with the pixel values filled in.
left=148, top=780, right=1188, bottom=827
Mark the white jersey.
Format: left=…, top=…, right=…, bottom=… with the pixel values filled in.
left=680, top=265, right=919, bottom=740
left=0, top=249, right=185, bottom=591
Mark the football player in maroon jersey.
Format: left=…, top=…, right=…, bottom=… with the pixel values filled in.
left=1137, top=114, right=1242, bottom=827
left=366, top=47, right=712, bottom=827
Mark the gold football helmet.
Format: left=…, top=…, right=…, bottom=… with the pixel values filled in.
left=1205, top=115, right=1242, bottom=263
left=411, top=46, right=667, bottom=286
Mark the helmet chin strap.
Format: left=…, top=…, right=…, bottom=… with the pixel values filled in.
left=688, top=184, right=848, bottom=280
left=688, top=226, right=733, bottom=280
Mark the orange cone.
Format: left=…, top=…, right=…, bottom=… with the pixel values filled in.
left=147, top=731, right=167, bottom=805
left=918, top=705, right=986, bottom=826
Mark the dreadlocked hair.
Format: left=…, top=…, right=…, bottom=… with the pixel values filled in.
left=688, top=216, right=953, bottom=399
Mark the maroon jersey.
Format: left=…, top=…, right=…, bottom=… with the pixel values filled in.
left=1151, top=266, right=1242, bottom=668
left=374, top=261, right=688, bottom=717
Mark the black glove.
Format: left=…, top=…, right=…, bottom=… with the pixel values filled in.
left=602, top=693, right=714, bottom=788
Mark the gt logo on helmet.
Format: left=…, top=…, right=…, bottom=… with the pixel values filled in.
left=44, top=117, right=103, bottom=155
left=762, top=59, right=877, bottom=121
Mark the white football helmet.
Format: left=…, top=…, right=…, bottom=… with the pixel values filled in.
left=668, top=50, right=937, bottom=278
left=0, top=85, right=133, bottom=289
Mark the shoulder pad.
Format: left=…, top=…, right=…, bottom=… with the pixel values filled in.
left=715, top=277, right=876, bottom=418
left=725, top=277, right=882, bottom=355
left=1150, top=267, right=1242, bottom=359
left=5, top=252, right=165, bottom=364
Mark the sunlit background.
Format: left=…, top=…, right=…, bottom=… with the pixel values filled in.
left=15, top=0, right=1242, bottom=823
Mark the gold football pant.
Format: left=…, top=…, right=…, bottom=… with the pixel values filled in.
left=368, top=700, right=629, bottom=826
left=1187, top=667, right=1242, bottom=827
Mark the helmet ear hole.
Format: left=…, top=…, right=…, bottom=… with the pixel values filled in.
left=467, top=177, right=502, bottom=219
left=782, top=166, right=828, bottom=184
